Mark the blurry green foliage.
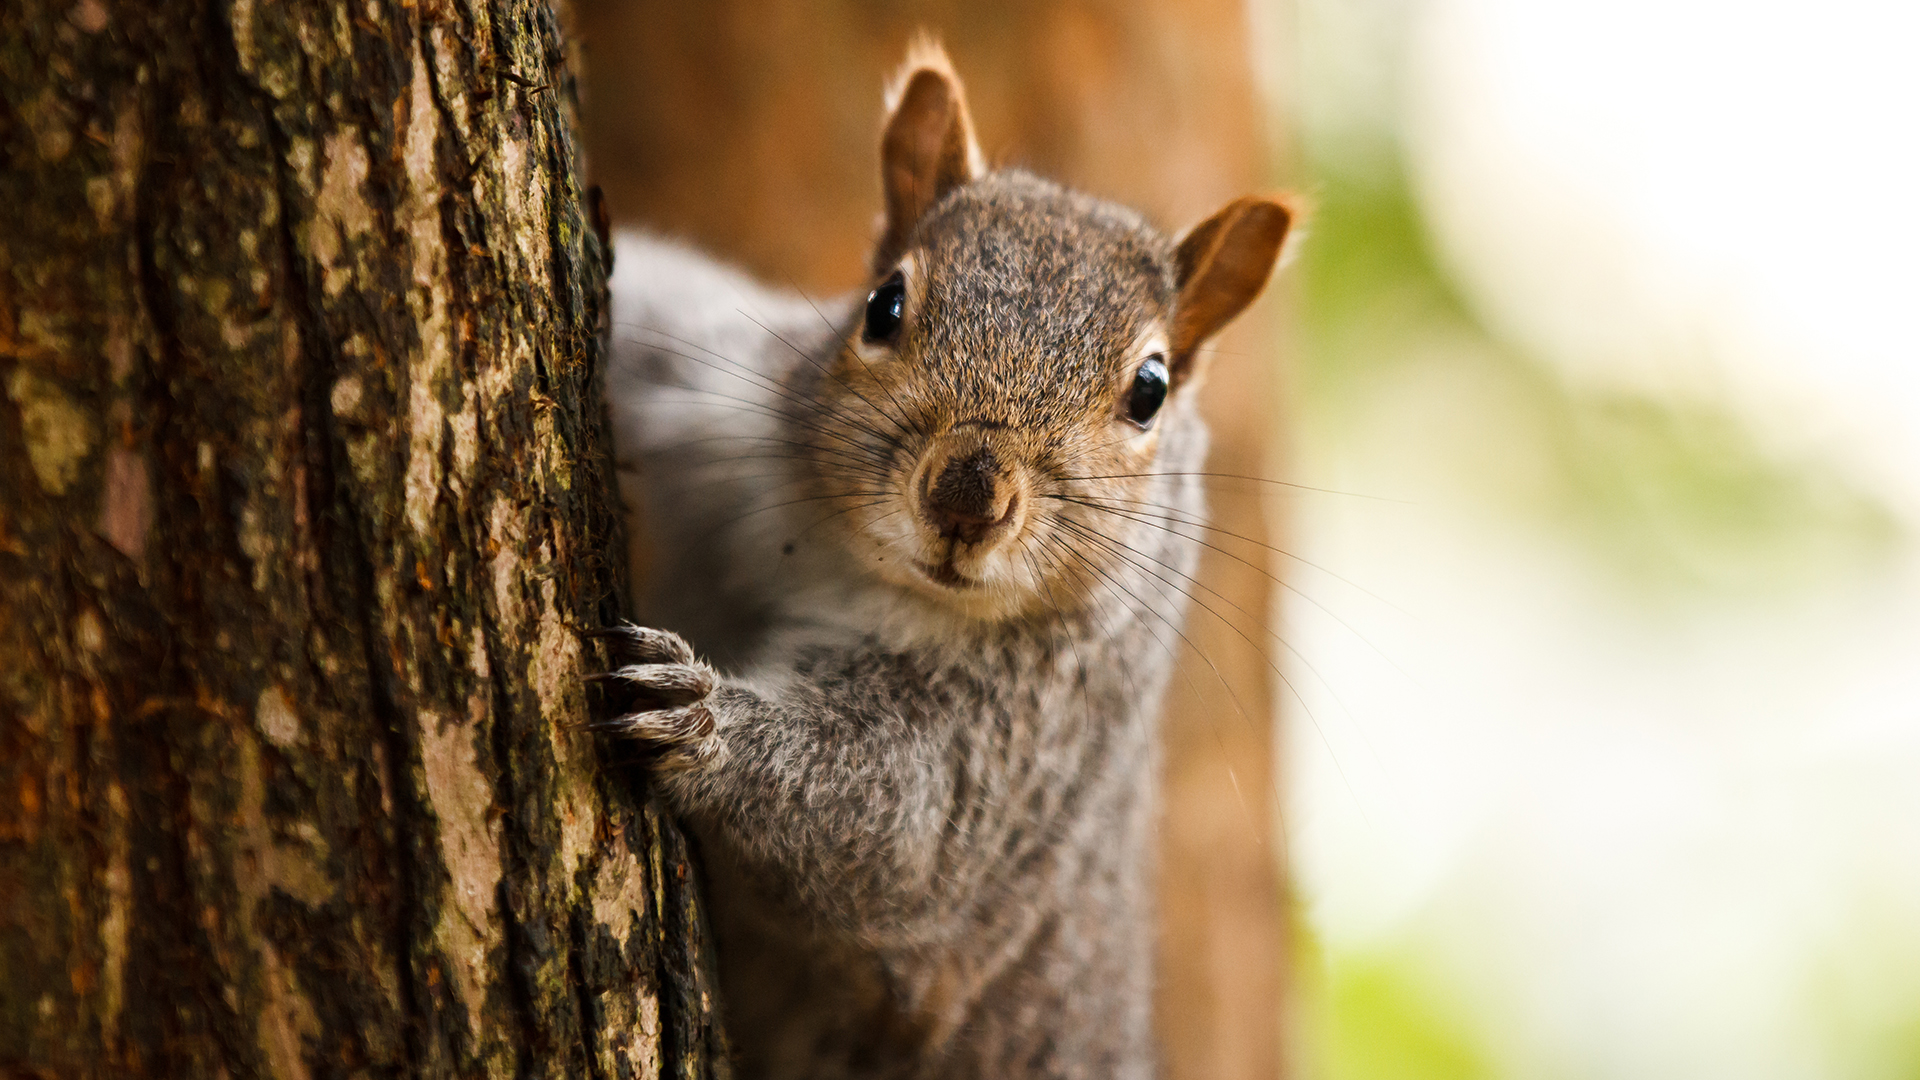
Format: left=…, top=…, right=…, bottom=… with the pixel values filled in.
left=1535, top=392, right=1901, bottom=596
left=1298, top=932, right=1500, bottom=1080
left=1296, top=159, right=1471, bottom=414
left=1295, top=154, right=1903, bottom=600
left=1804, top=901, right=1920, bottom=1080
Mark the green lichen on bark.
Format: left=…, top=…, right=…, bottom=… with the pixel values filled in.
left=0, top=0, right=727, bottom=1076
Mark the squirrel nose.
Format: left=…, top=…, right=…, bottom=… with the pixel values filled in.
left=923, top=446, right=1015, bottom=543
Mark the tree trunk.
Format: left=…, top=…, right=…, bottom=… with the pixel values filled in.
left=0, top=0, right=726, bottom=1076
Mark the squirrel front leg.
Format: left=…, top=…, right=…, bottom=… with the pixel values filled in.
left=589, top=623, right=954, bottom=937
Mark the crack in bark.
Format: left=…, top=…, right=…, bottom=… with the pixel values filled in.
left=244, top=26, right=438, bottom=1077
left=487, top=629, right=547, bottom=1080
left=127, top=31, right=240, bottom=1075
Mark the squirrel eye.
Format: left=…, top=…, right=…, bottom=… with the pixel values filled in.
left=1126, top=355, right=1170, bottom=427
left=863, top=271, right=906, bottom=343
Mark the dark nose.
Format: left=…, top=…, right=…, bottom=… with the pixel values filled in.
left=923, top=446, right=1014, bottom=543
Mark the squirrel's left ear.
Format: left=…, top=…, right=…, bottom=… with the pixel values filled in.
left=874, top=39, right=985, bottom=274
left=1169, top=195, right=1296, bottom=383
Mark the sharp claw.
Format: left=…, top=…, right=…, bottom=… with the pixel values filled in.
left=580, top=624, right=695, bottom=664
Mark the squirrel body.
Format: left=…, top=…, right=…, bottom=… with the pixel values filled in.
left=602, top=47, right=1290, bottom=1080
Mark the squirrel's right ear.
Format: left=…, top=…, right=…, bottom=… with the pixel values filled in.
left=874, top=40, right=984, bottom=273
left=1169, top=195, right=1296, bottom=383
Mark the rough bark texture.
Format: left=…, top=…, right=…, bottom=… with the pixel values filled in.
left=576, top=5, right=1293, bottom=1078
left=0, top=0, right=726, bottom=1076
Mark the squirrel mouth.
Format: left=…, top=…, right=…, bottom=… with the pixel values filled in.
left=915, top=556, right=977, bottom=590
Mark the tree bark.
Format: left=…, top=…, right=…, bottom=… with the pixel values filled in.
left=0, top=0, right=726, bottom=1076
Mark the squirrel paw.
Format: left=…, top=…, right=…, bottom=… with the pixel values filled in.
left=584, top=624, right=723, bottom=770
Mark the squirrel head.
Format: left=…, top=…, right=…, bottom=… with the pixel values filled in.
left=806, top=41, right=1294, bottom=622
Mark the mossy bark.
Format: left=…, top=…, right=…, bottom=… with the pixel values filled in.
left=0, top=0, right=726, bottom=1076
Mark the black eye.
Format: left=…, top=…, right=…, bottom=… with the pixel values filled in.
left=1126, top=355, right=1169, bottom=427
left=863, top=271, right=906, bottom=343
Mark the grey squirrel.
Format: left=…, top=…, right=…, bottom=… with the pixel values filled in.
left=599, top=41, right=1292, bottom=1080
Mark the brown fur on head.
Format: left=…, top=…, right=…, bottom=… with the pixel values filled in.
left=808, top=43, right=1294, bottom=622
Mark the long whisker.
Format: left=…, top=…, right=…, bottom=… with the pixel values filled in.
left=630, top=412, right=893, bottom=484
left=797, top=497, right=898, bottom=540
left=1024, top=547, right=1096, bottom=736
left=1042, top=521, right=1264, bottom=746
left=615, top=331, right=895, bottom=465
left=777, top=272, right=925, bottom=442
left=624, top=375, right=904, bottom=493
left=1030, top=528, right=1283, bottom=842
left=1046, top=493, right=1420, bottom=685
left=733, top=309, right=920, bottom=446
left=616, top=324, right=855, bottom=430
left=1052, top=515, right=1365, bottom=816
left=692, top=489, right=894, bottom=548
left=1064, top=470, right=1406, bottom=503
left=1071, top=491, right=1411, bottom=618
left=1050, top=509, right=1396, bottom=792
left=618, top=363, right=882, bottom=473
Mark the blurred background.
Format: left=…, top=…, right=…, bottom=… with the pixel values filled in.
left=576, top=1, right=1920, bottom=1076
left=1283, top=0, right=1920, bottom=1077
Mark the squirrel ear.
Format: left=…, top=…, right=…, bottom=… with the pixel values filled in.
left=875, top=39, right=984, bottom=273
left=1169, top=195, right=1295, bottom=381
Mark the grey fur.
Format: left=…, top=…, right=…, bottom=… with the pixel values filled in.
left=603, top=168, right=1227, bottom=1079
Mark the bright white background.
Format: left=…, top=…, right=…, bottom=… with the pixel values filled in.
left=1277, top=0, right=1920, bottom=1075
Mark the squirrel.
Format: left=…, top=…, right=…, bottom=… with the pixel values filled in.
left=597, top=40, right=1293, bottom=1080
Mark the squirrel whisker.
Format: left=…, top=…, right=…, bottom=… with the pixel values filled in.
left=598, top=40, right=1298, bottom=1075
